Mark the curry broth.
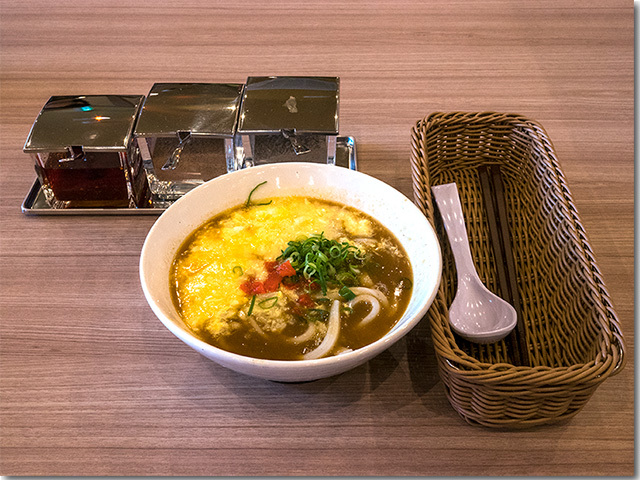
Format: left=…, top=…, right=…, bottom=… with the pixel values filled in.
left=170, top=196, right=412, bottom=360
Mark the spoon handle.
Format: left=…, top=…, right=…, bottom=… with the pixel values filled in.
left=431, top=183, right=479, bottom=283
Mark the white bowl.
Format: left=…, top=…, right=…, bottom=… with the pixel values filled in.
left=140, top=163, right=442, bottom=382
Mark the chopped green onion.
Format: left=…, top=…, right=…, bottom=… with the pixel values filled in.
left=258, top=296, right=278, bottom=309
left=399, top=277, right=413, bottom=289
left=305, top=308, right=329, bottom=322
left=339, top=285, right=356, bottom=301
left=247, top=294, right=257, bottom=315
left=303, top=263, right=317, bottom=279
left=316, top=251, right=329, bottom=263
left=336, top=271, right=357, bottom=285
left=232, top=265, right=243, bottom=277
left=245, top=181, right=273, bottom=207
left=309, top=308, right=328, bottom=314
left=288, top=251, right=300, bottom=264
left=278, top=232, right=365, bottom=295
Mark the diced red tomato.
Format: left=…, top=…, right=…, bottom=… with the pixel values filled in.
left=298, top=293, right=315, bottom=308
left=264, top=260, right=278, bottom=273
left=262, top=271, right=282, bottom=293
left=239, top=260, right=301, bottom=296
left=240, top=278, right=266, bottom=295
left=275, top=260, right=296, bottom=277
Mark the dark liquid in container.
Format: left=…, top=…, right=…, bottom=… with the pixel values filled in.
left=41, top=165, right=130, bottom=207
left=36, top=151, right=131, bottom=208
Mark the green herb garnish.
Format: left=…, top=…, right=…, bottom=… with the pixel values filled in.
left=247, top=294, right=257, bottom=315
left=278, top=232, right=365, bottom=295
left=339, top=285, right=356, bottom=301
left=305, top=308, right=330, bottom=322
left=245, top=181, right=273, bottom=207
left=258, top=296, right=278, bottom=309
left=233, top=265, right=244, bottom=277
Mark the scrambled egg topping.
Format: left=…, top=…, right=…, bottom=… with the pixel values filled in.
left=172, top=196, right=373, bottom=337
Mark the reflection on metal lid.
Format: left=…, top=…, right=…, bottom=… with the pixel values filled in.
left=237, top=76, right=339, bottom=134
left=23, top=95, right=144, bottom=152
left=133, top=83, right=244, bottom=138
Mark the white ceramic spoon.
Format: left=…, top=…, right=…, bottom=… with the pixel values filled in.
left=432, top=183, right=517, bottom=343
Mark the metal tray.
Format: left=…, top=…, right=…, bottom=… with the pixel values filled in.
left=22, top=136, right=357, bottom=215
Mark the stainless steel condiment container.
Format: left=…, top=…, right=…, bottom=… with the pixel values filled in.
left=235, top=76, right=339, bottom=168
left=23, top=95, right=150, bottom=209
left=133, top=82, right=244, bottom=206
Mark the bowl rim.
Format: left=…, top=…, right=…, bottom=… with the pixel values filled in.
left=139, top=162, right=442, bottom=377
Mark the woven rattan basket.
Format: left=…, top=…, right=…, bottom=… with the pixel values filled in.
left=410, top=112, right=625, bottom=428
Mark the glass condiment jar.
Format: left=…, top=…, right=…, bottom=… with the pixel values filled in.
left=235, top=76, right=339, bottom=168
left=133, top=82, right=244, bottom=207
left=23, top=95, right=150, bottom=208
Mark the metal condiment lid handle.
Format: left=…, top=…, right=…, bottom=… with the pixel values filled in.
left=162, top=130, right=192, bottom=170
left=281, top=129, right=311, bottom=156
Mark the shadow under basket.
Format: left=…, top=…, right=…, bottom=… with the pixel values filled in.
left=410, top=112, right=625, bottom=428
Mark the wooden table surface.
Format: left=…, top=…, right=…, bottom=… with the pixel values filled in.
left=0, top=0, right=634, bottom=476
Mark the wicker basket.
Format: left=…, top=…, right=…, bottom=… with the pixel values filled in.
left=410, top=112, right=625, bottom=428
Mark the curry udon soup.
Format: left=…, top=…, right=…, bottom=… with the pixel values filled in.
left=170, top=186, right=413, bottom=361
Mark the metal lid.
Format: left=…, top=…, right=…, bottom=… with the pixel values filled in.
left=23, top=95, right=144, bottom=152
left=237, top=76, right=339, bottom=134
left=133, top=83, right=244, bottom=138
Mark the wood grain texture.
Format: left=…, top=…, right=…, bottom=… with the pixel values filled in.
left=0, top=0, right=633, bottom=475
